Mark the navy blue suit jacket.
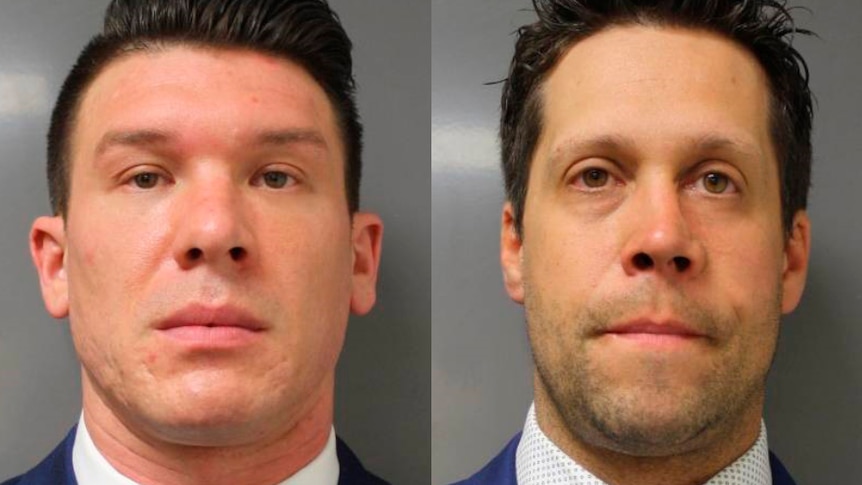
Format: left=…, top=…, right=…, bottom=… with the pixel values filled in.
left=452, top=433, right=797, bottom=485
left=2, top=426, right=389, bottom=485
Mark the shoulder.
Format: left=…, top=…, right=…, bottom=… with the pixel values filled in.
left=336, top=436, right=391, bottom=485
left=450, top=433, right=521, bottom=485
left=1, top=427, right=77, bottom=485
left=769, top=451, right=797, bottom=485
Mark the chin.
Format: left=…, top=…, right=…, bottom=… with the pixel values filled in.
left=134, top=385, right=282, bottom=446
left=573, top=387, right=726, bottom=457
left=143, top=406, right=269, bottom=447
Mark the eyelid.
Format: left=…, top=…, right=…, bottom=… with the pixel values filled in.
left=250, top=164, right=303, bottom=188
left=688, top=169, right=741, bottom=195
left=119, top=164, right=173, bottom=188
left=565, top=158, right=625, bottom=189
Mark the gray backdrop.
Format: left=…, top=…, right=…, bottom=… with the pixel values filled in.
left=0, top=1, right=430, bottom=484
left=432, top=1, right=862, bottom=484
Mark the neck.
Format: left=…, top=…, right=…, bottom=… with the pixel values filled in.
left=80, top=372, right=334, bottom=485
left=533, top=376, right=763, bottom=485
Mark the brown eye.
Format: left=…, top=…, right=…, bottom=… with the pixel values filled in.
left=132, top=172, right=160, bottom=189
left=262, top=171, right=291, bottom=188
left=703, top=172, right=729, bottom=193
left=581, top=168, right=609, bottom=188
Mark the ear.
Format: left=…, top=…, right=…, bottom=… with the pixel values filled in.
left=780, top=210, right=811, bottom=314
left=30, top=216, right=70, bottom=318
left=349, top=212, right=383, bottom=315
left=501, top=202, right=525, bottom=304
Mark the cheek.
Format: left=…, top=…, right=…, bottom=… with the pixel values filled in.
left=523, top=213, right=620, bottom=300
left=64, top=211, right=170, bottom=346
left=261, top=208, right=354, bottom=333
left=706, top=221, right=784, bottom=299
left=701, top=224, right=783, bottom=363
left=65, top=237, right=115, bottom=337
left=521, top=224, right=611, bottom=353
left=67, top=222, right=166, bottom=302
left=264, top=209, right=352, bottom=285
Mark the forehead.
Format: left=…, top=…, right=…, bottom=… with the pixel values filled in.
left=71, top=45, right=340, bottom=162
left=538, top=25, right=773, bottom=161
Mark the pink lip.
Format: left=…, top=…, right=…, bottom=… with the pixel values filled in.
left=156, top=304, right=267, bottom=331
left=599, top=319, right=709, bottom=349
left=155, top=304, right=266, bottom=348
left=605, top=320, right=705, bottom=338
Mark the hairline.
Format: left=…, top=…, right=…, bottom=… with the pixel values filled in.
left=513, top=21, right=794, bottom=239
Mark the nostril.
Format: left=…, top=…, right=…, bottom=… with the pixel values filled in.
left=229, top=247, right=246, bottom=261
left=633, top=252, right=653, bottom=270
left=673, top=256, right=691, bottom=272
left=187, top=248, right=203, bottom=261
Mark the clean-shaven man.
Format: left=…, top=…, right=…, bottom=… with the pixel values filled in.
left=5, top=0, right=387, bottom=483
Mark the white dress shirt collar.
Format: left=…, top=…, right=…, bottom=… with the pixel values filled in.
left=72, top=414, right=339, bottom=485
left=515, top=403, right=771, bottom=485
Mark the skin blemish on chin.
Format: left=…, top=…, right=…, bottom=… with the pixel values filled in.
left=145, top=352, right=158, bottom=366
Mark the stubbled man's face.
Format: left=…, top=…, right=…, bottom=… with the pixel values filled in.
left=501, top=26, right=809, bottom=456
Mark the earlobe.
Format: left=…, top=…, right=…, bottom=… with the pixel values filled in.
left=30, top=216, right=70, bottom=318
left=501, top=203, right=525, bottom=304
left=780, top=210, right=811, bottom=314
left=349, top=212, right=383, bottom=315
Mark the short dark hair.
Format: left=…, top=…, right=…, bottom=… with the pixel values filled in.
left=48, top=0, right=362, bottom=216
left=502, top=0, right=813, bottom=237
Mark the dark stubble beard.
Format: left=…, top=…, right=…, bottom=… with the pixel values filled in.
left=525, top=281, right=781, bottom=457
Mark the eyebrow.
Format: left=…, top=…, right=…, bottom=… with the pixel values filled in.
left=94, top=128, right=328, bottom=157
left=548, top=132, right=761, bottom=167
left=549, top=134, right=635, bottom=166
left=94, top=129, right=173, bottom=157
left=254, top=129, right=327, bottom=149
left=691, top=134, right=761, bottom=158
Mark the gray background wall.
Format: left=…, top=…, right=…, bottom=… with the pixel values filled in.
left=0, top=1, right=430, bottom=484
left=432, top=1, right=861, bottom=484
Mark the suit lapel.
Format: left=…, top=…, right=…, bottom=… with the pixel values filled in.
left=336, top=436, right=390, bottom=484
left=4, top=426, right=77, bottom=485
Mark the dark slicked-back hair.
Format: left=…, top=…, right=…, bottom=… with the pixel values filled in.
left=48, top=0, right=362, bottom=216
left=502, top=0, right=813, bottom=237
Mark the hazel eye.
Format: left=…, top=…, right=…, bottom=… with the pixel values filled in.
left=580, top=168, right=609, bottom=188
left=702, top=172, right=730, bottom=194
left=261, top=171, right=292, bottom=189
left=132, top=172, right=160, bottom=189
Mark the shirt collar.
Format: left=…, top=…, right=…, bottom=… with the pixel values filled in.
left=72, top=414, right=339, bottom=485
left=515, top=403, right=771, bottom=485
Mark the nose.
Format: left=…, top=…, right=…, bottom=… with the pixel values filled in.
left=172, top=177, right=253, bottom=271
left=620, top=186, right=705, bottom=280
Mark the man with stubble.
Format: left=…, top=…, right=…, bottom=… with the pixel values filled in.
left=455, top=1, right=813, bottom=484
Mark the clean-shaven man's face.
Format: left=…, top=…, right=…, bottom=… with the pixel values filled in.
left=31, top=46, right=382, bottom=446
left=501, top=25, right=810, bottom=456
